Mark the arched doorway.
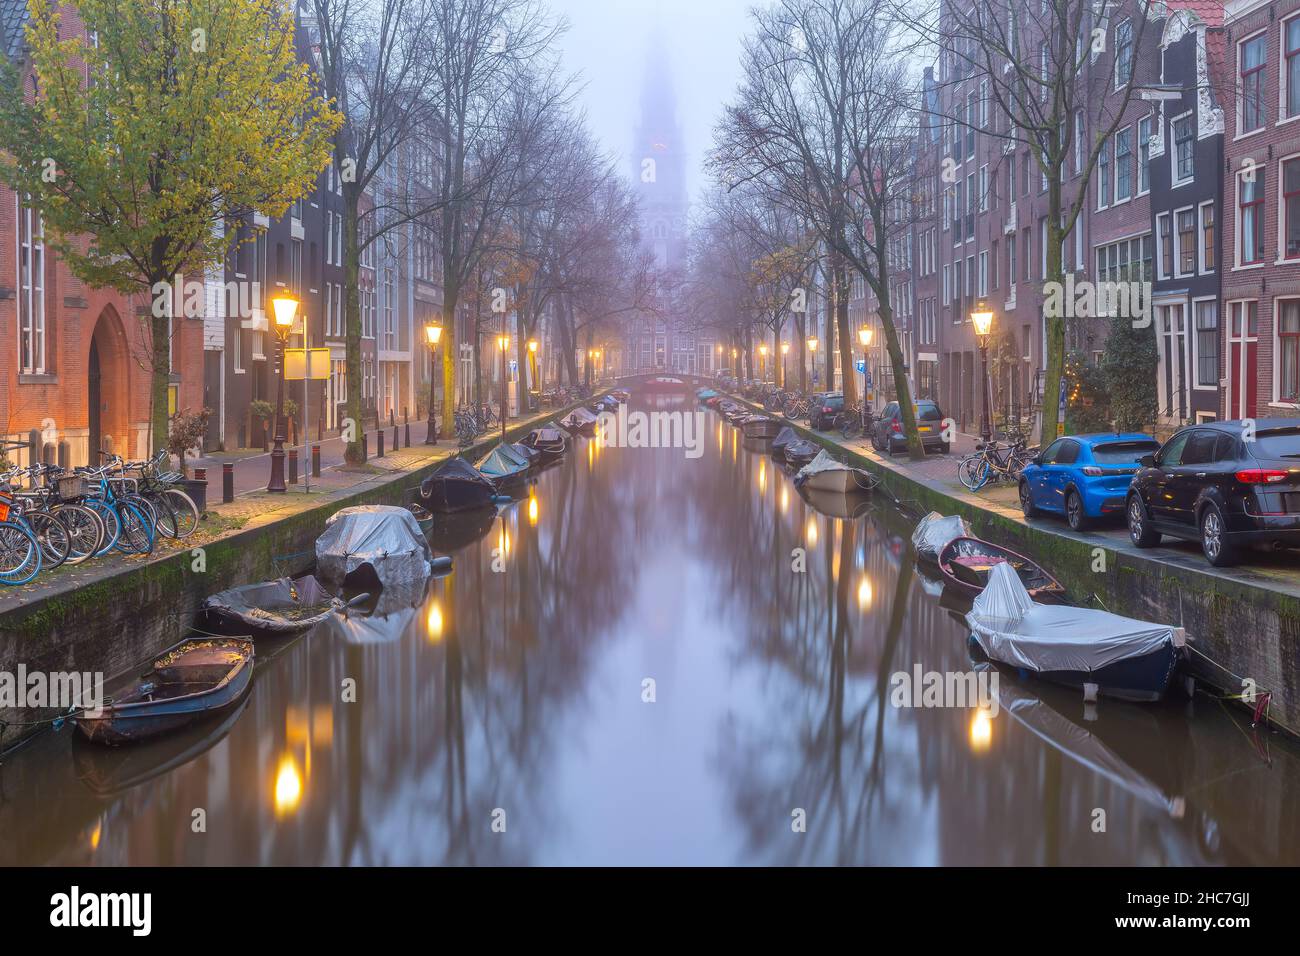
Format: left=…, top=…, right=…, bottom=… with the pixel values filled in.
left=88, top=338, right=102, bottom=459
left=87, top=308, right=130, bottom=464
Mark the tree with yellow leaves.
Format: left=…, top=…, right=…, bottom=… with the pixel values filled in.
left=0, top=0, right=341, bottom=451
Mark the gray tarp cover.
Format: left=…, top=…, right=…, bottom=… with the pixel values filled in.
left=967, top=561, right=1185, bottom=673
left=911, top=512, right=972, bottom=561
left=315, top=505, right=432, bottom=586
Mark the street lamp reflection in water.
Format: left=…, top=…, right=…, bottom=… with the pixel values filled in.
left=274, top=754, right=303, bottom=816
left=857, top=576, right=873, bottom=609
left=969, top=708, right=994, bottom=752
left=780, top=486, right=789, bottom=513
left=758, top=458, right=766, bottom=492
left=426, top=600, right=444, bottom=642
left=805, top=516, right=817, bottom=545
left=528, top=488, right=538, bottom=526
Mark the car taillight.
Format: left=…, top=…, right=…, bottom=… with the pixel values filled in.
left=1236, top=469, right=1289, bottom=484
left=822, top=406, right=832, bottom=413
left=1081, top=466, right=1103, bottom=476
left=891, top=421, right=902, bottom=432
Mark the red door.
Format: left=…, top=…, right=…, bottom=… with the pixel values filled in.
left=1229, top=302, right=1259, bottom=420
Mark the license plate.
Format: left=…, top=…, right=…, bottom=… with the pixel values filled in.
left=918, top=426, right=930, bottom=432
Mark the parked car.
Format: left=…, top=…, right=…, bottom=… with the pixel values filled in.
left=808, top=392, right=845, bottom=430
left=1126, top=419, right=1300, bottom=567
left=1018, top=433, right=1159, bottom=531
left=870, top=400, right=949, bottom=454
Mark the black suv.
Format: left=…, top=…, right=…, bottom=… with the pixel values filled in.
left=1126, top=419, right=1300, bottom=566
left=870, top=400, right=950, bottom=454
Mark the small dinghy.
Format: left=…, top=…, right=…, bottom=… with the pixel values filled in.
left=202, top=574, right=352, bottom=635
left=511, top=442, right=541, bottom=469
left=770, top=425, right=800, bottom=456
left=696, top=388, right=718, bottom=401
left=77, top=638, right=254, bottom=745
left=420, top=456, right=497, bottom=513
left=476, top=442, right=531, bottom=484
left=611, top=389, right=630, bottom=402
left=938, top=535, right=1066, bottom=602
left=560, top=406, right=599, bottom=436
left=315, top=505, right=433, bottom=589
left=966, top=562, right=1184, bottom=701
left=911, top=512, right=973, bottom=566
left=794, top=449, right=878, bottom=494
left=741, top=415, right=782, bottom=440
left=519, top=427, right=568, bottom=463
left=783, top=439, right=820, bottom=466
left=406, top=502, right=435, bottom=532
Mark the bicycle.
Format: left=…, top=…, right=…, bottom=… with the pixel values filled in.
left=118, top=451, right=199, bottom=539
left=782, top=395, right=810, bottom=420
left=835, top=402, right=873, bottom=441
left=0, top=487, right=41, bottom=585
left=957, top=439, right=1035, bottom=492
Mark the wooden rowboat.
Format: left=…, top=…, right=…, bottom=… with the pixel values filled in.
left=77, top=638, right=255, bottom=746
left=937, top=536, right=1066, bottom=602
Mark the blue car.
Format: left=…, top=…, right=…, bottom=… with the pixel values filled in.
left=1018, top=433, right=1161, bottom=531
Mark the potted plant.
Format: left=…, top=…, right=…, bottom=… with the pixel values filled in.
left=250, top=399, right=274, bottom=451
left=167, top=407, right=212, bottom=513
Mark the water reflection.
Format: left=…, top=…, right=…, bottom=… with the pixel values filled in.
left=0, top=393, right=1297, bottom=864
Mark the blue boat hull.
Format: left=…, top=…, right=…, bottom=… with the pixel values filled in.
left=969, top=634, right=1180, bottom=702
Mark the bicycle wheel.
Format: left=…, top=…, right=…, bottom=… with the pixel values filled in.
left=160, top=489, right=199, bottom=538
left=839, top=414, right=863, bottom=440
left=114, top=502, right=154, bottom=555
left=0, top=520, right=40, bottom=585
left=957, top=456, right=986, bottom=491
left=24, top=511, right=70, bottom=570
left=967, top=458, right=992, bottom=491
left=782, top=403, right=799, bottom=420
left=54, top=503, right=104, bottom=564
left=85, top=499, right=122, bottom=556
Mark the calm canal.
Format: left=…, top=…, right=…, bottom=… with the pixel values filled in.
left=1, top=392, right=1298, bottom=864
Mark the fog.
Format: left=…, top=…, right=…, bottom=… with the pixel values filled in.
left=547, top=0, right=754, bottom=202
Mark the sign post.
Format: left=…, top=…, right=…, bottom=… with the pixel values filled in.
left=286, top=347, right=330, bottom=494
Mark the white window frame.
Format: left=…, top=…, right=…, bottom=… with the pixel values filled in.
left=1137, top=114, right=1152, bottom=196
left=1173, top=204, right=1196, bottom=279
left=1236, top=30, right=1268, bottom=140
left=1114, top=126, right=1133, bottom=205
left=1190, top=297, right=1219, bottom=391
left=1170, top=110, right=1195, bottom=187
left=16, top=196, right=45, bottom=375
left=1197, top=200, right=1216, bottom=274
left=1156, top=211, right=1172, bottom=280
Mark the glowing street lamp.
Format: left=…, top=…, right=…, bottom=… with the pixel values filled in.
left=780, top=341, right=790, bottom=388
left=858, top=325, right=873, bottom=410
left=759, top=343, right=769, bottom=382
left=527, top=338, right=539, bottom=408
left=267, top=294, right=299, bottom=493
left=497, top=333, right=510, bottom=443
left=971, top=300, right=995, bottom=442
left=424, top=322, right=442, bottom=444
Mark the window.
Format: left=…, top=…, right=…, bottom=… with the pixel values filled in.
left=1286, top=158, right=1300, bottom=260
left=1200, top=201, right=1216, bottom=272
left=1281, top=300, right=1300, bottom=402
left=1158, top=213, right=1172, bottom=278
left=1137, top=115, right=1152, bottom=194
left=966, top=171, right=976, bottom=238
left=1173, top=114, right=1193, bottom=183
left=1240, top=34, right=1266, bottom=134
left=979, top=164, right=988, bottom=213
left=1240, top=167, right=1265, bottom=265
left=1115, top=19, right=1133, bottom=87
left=966, top=94, right=976, bottom=159
left=1073, top=111, right=1084, bottom=174
left=17, top=197, right=44, bottom=374
left=1177, top=209, right=1196, bottom=276
left=1195, top=301, right=1218, bottom=388
left=1115, top=128, right=1132, bottom=202
left=1289, top=17, right=1300, bottom=119
left=1008, top=234, right=1017, bottom=285
left=1097, top=138, right=1110, bottom=209
left=942, top=264, right=950, bottom=305
left=978, top=250, right=988, bottom=296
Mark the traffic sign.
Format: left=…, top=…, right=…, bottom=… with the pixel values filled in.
left=285, top=348, right=330, bottom=380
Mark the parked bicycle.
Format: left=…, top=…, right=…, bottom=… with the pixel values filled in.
left=957, top=439, right=1036, bottom=492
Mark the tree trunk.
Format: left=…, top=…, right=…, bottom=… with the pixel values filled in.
left=342, top=191, right=364, bottom=463
left=1040, top=179, right=1066, bottom=447
left=833, top=256, right=856, bottom=407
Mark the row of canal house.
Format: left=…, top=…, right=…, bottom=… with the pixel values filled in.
left=0, top=5, right=532, bottom=467
left=847, top=0, right=1300, bottom=438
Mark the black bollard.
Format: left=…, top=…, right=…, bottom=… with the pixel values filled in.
left=222, top=462, right=234, bottom=504
left=362, top=433, right=368, bottom=461
left=377, top=429, right=385, bottom=458
left=312, top=444, right=321, bottom=477
left=393, top=424, right=399, bottom=451
left=288, top=449, right=298, bottom=485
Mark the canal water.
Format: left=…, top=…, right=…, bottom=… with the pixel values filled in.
left=1, top=391, right=1298, bottom=865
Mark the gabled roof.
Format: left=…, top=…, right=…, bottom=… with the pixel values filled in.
left=1, top=0, right=28, bottom=60
left=1165, top=0, right=1224, bottom=28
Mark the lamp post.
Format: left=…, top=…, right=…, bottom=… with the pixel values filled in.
left=971, top=300, right=995, bottom=443
left=267, top=295, right=299, bottom=493
left=780, top=341, right=789, bottom=389
left=807, top=337, right=818, bottom=389
left=858, top=325, right=873, bottom=413
left=497, top=333, right=510, bottom=444
left=759, top=343, right=769, bottom=383
left=424, top=322, right=442, bottom=444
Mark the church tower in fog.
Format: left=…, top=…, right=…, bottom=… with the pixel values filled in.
left=624, top=37, right=713, bottom=374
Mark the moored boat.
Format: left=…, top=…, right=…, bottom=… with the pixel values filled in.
left=519, top=426, right=568, bottom=463
left=406, top=502, right=435, bottom=532
left=794, top=449, right=878, bottom=495
left=966, top=562, right=1184, bottom=701
left=937, top=535, right=1066, bottom=602
left=476, top=442, right=531, bottom=484
left=560, top=406, right=599, bottom=435
left=911, top=511, right=972, bottom=566
left=315, top=505, right=433, bottom=589
left=741, top=415, right=782, bottom=440
left=420, top=457, right=497, bottom=513
left=783, top=439, right=820, bottom=467
left=202, top=575, right=349, bottom=636
left=77, top=638, right=255, bottom=746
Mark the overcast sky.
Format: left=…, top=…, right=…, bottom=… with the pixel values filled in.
left=546, top=0, right=755, bottom=204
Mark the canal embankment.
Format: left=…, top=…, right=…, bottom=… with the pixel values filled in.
left=720, top=390, right=1300, bottom=737
left=0, top=396, right=603, bottom=750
